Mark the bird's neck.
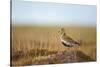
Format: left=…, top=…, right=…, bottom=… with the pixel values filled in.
left=61, top=32, right=66, bottom=38
left=62, top=32, right=66, bottom=36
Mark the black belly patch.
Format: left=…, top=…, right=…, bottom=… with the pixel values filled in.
left=61, top=42, right=72, bottom=47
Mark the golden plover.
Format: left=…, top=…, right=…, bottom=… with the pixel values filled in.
left=58, top=28, right=80, bottom=47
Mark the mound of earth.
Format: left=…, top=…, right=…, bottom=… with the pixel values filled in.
left=11, top=50, right=95, bottom=66
left=33, top=50, right=95, bottom=65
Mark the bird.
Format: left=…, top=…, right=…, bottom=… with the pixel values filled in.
left=58, top=28, right=80, bottom=48
left=58, top=28, right=81, bottom=60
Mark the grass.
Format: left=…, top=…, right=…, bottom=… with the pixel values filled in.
left=11, top=25, right=96, bottom=66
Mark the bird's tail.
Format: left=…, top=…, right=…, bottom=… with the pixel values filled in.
left=77, top=39, right=82, bottom=46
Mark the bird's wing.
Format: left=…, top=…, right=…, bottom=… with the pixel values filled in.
left=63, top=35, right=79, bottom=44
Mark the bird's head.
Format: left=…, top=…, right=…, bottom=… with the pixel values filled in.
left=58, top=28, right=66, bottom=35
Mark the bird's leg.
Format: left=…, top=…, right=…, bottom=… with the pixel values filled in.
left=74, top=46, right=77, bottom=61
left=67, top=47, right=70, bottom=52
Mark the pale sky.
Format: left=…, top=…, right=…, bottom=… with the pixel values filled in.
left=12, top=0, right=96, bottom=26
